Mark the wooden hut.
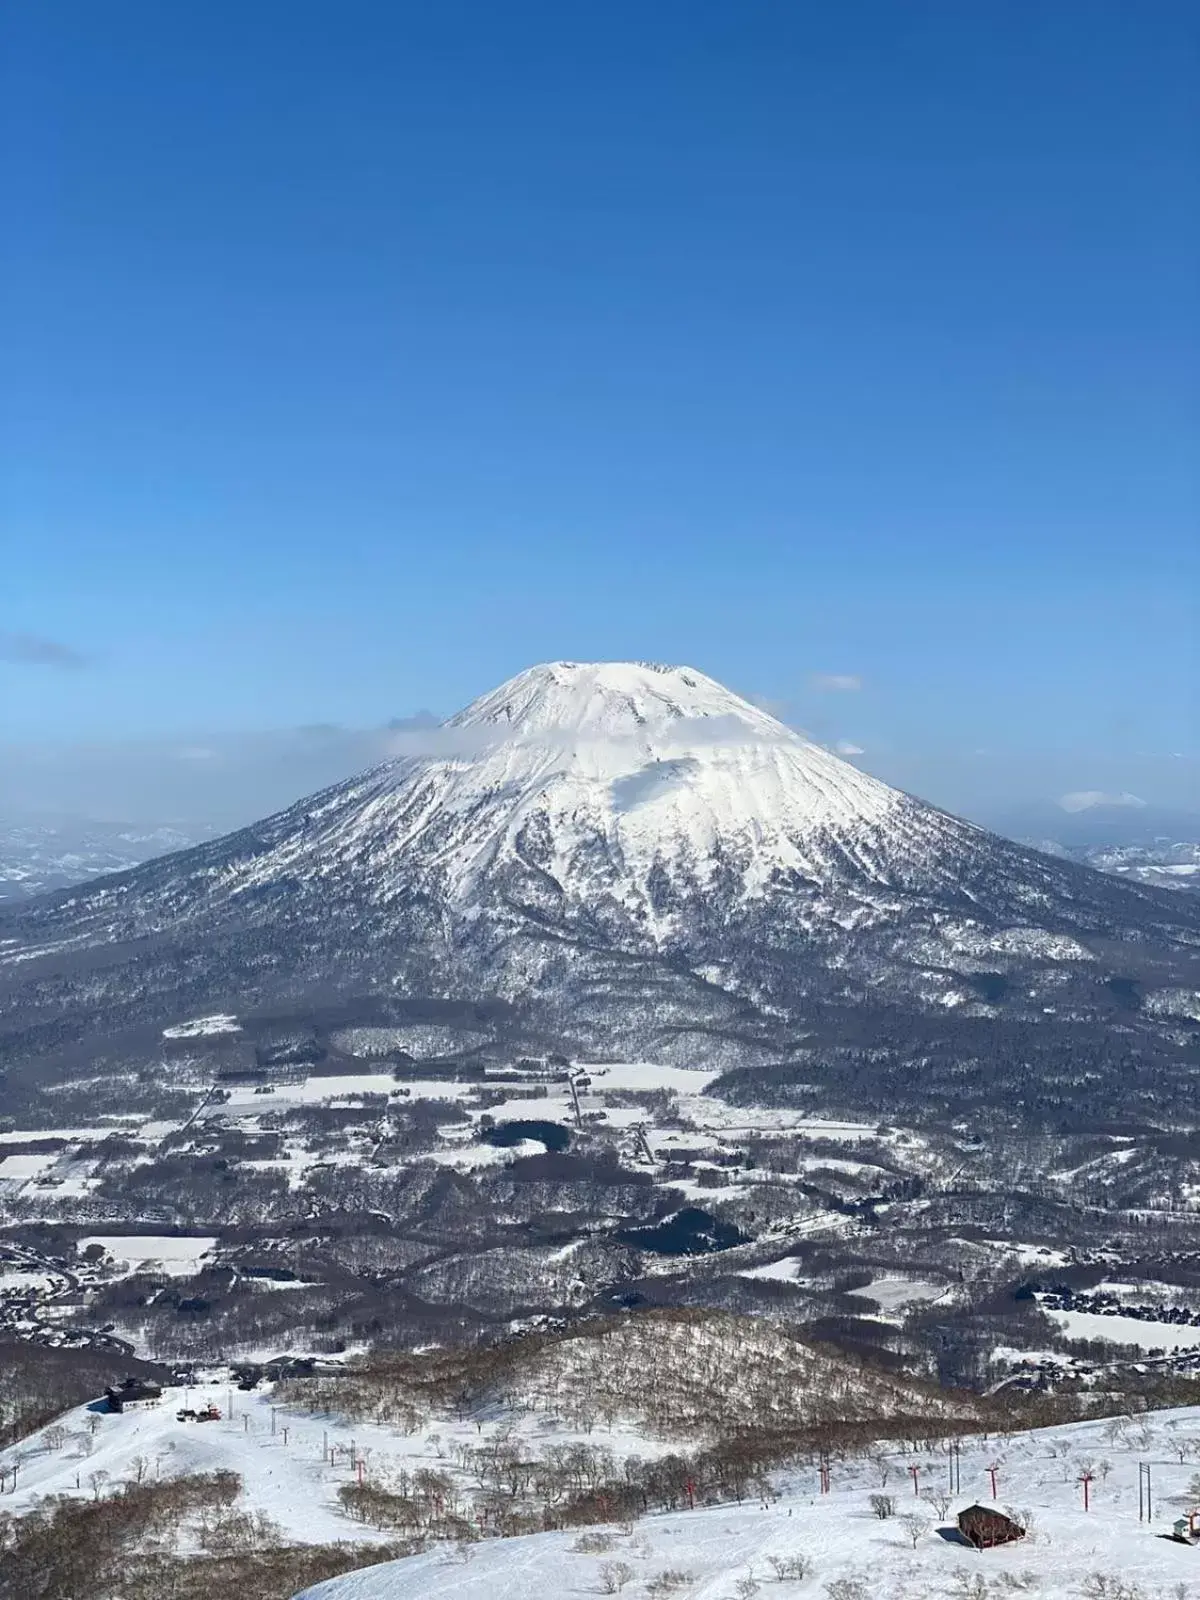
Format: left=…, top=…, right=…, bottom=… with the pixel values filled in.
left=957, top=1504, right=1026, bottom=1550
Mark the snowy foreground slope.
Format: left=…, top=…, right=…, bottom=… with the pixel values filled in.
left=6, top=1351, right=1200, bottom=1597
left=291, top=1405, right=1200, bottom=1600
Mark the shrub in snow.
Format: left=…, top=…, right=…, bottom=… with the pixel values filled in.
left=572, top=1530, right=615, bottom=1553
left=824, top=1579, right=870, bottom=1600
left=598, top=1559, right=635, bottom=1594
left=646, top=1572, right=694, bottom=1596
left=1079, top=1577, right=1147, bottom=1600
left=766, top=1553, right=813, bottom=1580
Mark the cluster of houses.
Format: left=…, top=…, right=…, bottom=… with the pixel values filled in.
left=998, top=1336, right=1200, bottom=1396
left=1039, top=1285, right=1200, bottom=1328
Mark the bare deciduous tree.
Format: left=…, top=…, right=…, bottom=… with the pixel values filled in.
left=646, top=1572, right=693, bottom=1596
left=897, top=1512, right=929, bottom=1549
left=922, top=1488, right=951, bottom=1518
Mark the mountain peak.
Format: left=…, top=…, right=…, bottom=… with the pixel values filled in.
left=450, top=660, right=788, bottom=743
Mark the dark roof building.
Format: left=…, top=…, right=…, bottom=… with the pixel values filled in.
left=957, top=1504, right=1026, bottom=1550
left=105, top=1377, right=163, bottom=1413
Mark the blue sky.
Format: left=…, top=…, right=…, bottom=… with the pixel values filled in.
left=2, top=1, right=1196, bottom=820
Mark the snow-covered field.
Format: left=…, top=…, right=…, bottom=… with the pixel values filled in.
left=980, top=1240, right=1073, bottom=1268
left=0, top=1150, right=60, bottom=1179
left=846, top=1275, right=951, bottom=1314
left=427, top=1138, right=543, bottom=1169
left=210, top=1073, right=475, bottom=1115
left=586, top=1062, right=722, bottom=1094
left=0, top=1266, right=57, bottom=1292
left=0, top=1124, right=125, bottom=1146
left=737, top=1257, right=807, bottom=1284
left=1046, top=1305, right=1200, bottom=1353
left=77, top=1234, right=218, bottom=1277
left=1097, top=1279, right=1200, bottom=1306
left=163, top=1013, right=243, bottom=1038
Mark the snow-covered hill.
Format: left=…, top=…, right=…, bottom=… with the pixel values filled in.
left=3, top=662, right=1198, bottom=1093
left=996, top=799, right=1200, bottom=896
left=1075, top=840, right=1200, bottom=894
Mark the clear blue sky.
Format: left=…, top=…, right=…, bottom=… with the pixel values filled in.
left=2, top=1, right=1197, bottom=816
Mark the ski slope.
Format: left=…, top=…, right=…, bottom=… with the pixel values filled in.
left=6, top=1377, right=1200, bottom=1598
left=290, top=1407, right=1200, bottom=1600
left=0, top=1379, right=391, bottom=1547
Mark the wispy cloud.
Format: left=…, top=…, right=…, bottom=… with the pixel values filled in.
left=1058, top=790, right=1147, bottom=813
left=810, top=672, right=862, bottom=692
left=0, top=631, right=89, bottom=669
left=835, top=740, right=865, bottom=756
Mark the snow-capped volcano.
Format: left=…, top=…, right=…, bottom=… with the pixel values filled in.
left=4, top=661, right=1199, bottom=1071
left=171, top=658, right=1181, bottom=947
left=294, top=659, right=908, bottom=924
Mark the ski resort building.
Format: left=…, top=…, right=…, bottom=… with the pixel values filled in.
left=105, top=1377, right=163, bottom=1413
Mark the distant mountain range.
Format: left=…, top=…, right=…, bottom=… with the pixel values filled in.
left=1045, top=839, right=1199, bottom=894
left=990, top=798, right=1200, bottom=894
left=0, top=817, right=218, bottom=903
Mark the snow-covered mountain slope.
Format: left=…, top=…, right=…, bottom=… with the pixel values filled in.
left=3, top=663, right=1198, bottom=1077
left=290, top=1404, right=1200, bottom=1600
left=214, top=659, right=923, bottom=930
